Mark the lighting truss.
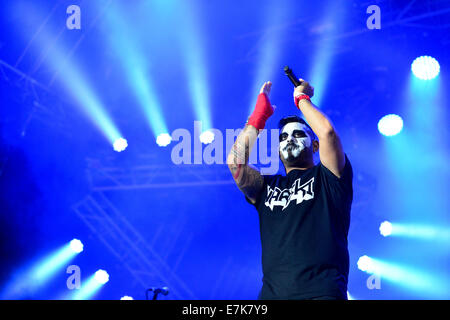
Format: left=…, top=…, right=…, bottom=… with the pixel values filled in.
left=72, top=191, right=197, bottom=299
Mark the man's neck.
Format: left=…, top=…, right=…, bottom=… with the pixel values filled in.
left=285, top=163, right=314, bottom=174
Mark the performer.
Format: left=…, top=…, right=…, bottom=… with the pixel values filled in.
left=227, top=80, right=353, bottom=300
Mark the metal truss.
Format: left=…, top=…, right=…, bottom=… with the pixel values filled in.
left=236, top=0, right=450, bottom=63
left=85, top=154, right=234, bottom=191
left=72, top=191, right=197, bottom=299
left=0, top=59, right=70, bottom=137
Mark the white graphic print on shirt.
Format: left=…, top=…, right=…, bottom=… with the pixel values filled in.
left=264, top=177, right=314, bottom=211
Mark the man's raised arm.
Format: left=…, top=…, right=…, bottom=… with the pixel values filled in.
left=227, top=82, right=274, bottom=204
left=293, top=79, right=346, bottom=178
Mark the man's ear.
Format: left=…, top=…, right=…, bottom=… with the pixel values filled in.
left=312, top=140, right=319, bottom=153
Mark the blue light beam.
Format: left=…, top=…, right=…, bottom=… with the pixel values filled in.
left=70, top=270, right=109, bottom=300
left=380, top=222, right=450, bottom=241
left=357, top=255, right=448, bottom=297
left=248, top=5, right=285, bottom=114
left=16, top=5, right=123, bottom=145
left=177, top=2, right=212, bottom=132
left=103, top=4, right=168, bottom=138
left=309, top=2, right=347, bottom=107
left=411, top=56, right=440, bottom=80
left=0, top=240, right=83, bottom=299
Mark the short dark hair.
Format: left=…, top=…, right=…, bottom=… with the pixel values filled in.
left=278, top=115, right=316, bottom=140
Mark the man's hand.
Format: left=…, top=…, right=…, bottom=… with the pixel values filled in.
left=293, top=78, right=314, bottom=99
left=260, top=81, right=272, bottom=97
left=247, top=81, right=274, bottom=131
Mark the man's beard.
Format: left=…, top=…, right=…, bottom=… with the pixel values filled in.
left=281, top=143, right=310, bottom=167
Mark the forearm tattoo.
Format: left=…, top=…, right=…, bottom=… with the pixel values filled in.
left=228, top=126, right=264, bottom=200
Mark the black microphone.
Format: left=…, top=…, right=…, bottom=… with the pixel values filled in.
left=146, top=286, right=169, bottom=300
left=154, top=287, right=169, bottom=295
left=284, top=66, right=302, bottom=87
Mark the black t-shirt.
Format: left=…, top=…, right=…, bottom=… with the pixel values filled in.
left=246, top=155, right=353, bottom=300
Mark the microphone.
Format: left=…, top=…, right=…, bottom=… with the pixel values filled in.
left=146, top=286, right=169, bottom=300
left=154, top=287, right=169, bottom=296
left=284, top=66, right=302, bottom=87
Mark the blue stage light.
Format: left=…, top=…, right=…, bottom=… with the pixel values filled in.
left=378, top=222, right=450, bottom=241
left=0, top=239, right=84, bottom=299
left=70, top=239, right=84, bottom=253
left=113, top=138, right=128, bottom=152
left=156, top=133, right=172, bottom=147
left=199, top=130, right=215, bottom=144
left=120, top=295, right=134, bottom=300
left=357, top=255, right=375, bottom=273
left=379, top=221, right=392, bottom=237
left=94, top=270, right=110, bottom=285
left=18, top=11, right=123, bottom=145
left=378, top=114, right=403, bottom=137
left=411, top=56, right=440, bottom=80
left=103, top=5, right=168, bottom=138
left=357, top=256, right=447, bottom=297
left=71, top=270, right=109, bottom=300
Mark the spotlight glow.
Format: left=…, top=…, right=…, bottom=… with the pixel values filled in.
left=411, top=56, right=440, bottom=80
left=378, top=114, right=403, bottom=137
left=356, top=255, right=447, bottom=297
left=381, top=223, right=450, bottom=241
left=94, top=270, right=110, bottom=285
left=18, top=8, right=123, bottom=145
left=113, top=138, right=128, bottom=152
left=199, top=130, right=215, bottom=144
left=156, top=133, right=172, bottom=147
left=120, top=296, right=134, bottom=300
left=379, top=221, right=392, bottom=237
left=0, top=240, right=83, bottom=299
left=70, top=239, right=84, bottom=253
left=357, top=255, right=375, bottom=273
left=71, top=270, right=109, bottom=300
left=104, top=6, right=168, bottom=138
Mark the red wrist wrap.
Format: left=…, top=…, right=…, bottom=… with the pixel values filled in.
left=247, top=93, right=273, bottom=130
left=294, top=94, right=311, bottom=109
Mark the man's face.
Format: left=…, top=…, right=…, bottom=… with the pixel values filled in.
left=279, top=122, right=312, bottom=162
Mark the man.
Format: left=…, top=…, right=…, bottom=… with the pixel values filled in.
left=227, top=80, right=353, bottom=300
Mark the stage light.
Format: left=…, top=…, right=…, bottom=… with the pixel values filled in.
left=248, top=4, right=284, bottom=114
left=309, top=1, right=345, bottom=107
left=113, top=138, right=128, bottom=152
left=0, top=239, right=83, bottom=299
left=411, top=56, right=440, bottom=80
left=175, top=2, right=213, bottom=132
left=16, top=8, right=123, bottom=145
left=357, top=255, right=375, bottom=273
left=103, top=5, right=168, bottom=138
left=356, top=256, right=447, bottom=297
left=120, top=296, right=134, bottom=300
left=94, top=270, right=110, bottom=285
left=378, top=114, right=403, bottom=137
left=70, top=239, right=84, bottom=253
left=379, top=221, right=392, bottom=237
left=156, top=133, right=172, bottom=147
left=199, top=130, right=215, bottom=144
left=71, top=270, right=109, bottom=300
left=378, top=222, right=450, bottom=241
